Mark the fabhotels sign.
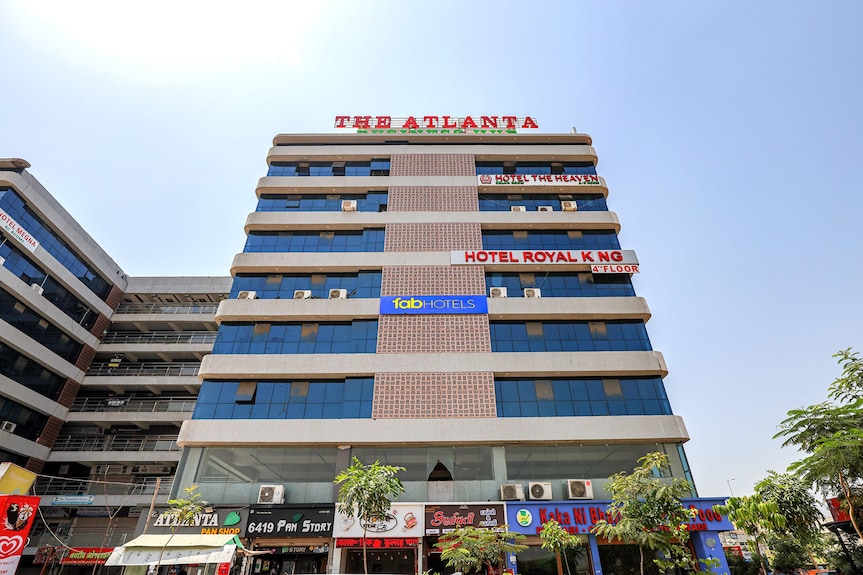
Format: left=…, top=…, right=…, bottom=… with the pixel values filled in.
left=380, top=295, right=488, bottom=315
left=335, top=115, right=539, bottom=134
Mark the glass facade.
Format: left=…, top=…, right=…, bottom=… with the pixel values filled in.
left=267, top=159, right=391, bottom=177
left=256, top=192, right=388, bottom=212
left=244, top=229, right=385, bottom=253
left=475, top=162, right=597, bottom=175
left=212, top=321, right=378, bottom=354
left=479, top=193, right=608, bottom=212
left=229, top=272, right=382, bottom=299
left=482, top=230, right=621, bottom=250
left=0, top=340, right=67, bottom=400
left=485, top=272, right=635, bottom=298
left=490, top=320, right=652, bottom=352
left=0, top=287, right=83, bottom=362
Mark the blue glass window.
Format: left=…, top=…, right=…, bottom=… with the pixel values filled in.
left=482, top=230, right=620, bottom=250
left=244, top=229, right=385, bottom=253
left=478, top=194, right=607, bottom=212
left=476, top=162, right=596, bottom=175
left=495, top=377, right=671, bottom=417
left=0, top=396, right=49, bottom=441
left=0, top=287, right=83, bottom=362
left=485, top=272, right=634, bottom=298
left=490, top=320, right=651, bottom=352
left=267, top=159, right=390, bottom=177
left=213, top=321, right=378, bottom=354
left=230, top=271, right=382, bottom=299
left=256, top=192, right=388, bottom=212
left=0, top=340, right=66, bottom=400
left=193, top=378, right=374, bottom=420
left=0, top=189, right=112, bottom=301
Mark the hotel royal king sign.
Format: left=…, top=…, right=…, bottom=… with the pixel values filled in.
left=334, top=115, right=539, bottom=134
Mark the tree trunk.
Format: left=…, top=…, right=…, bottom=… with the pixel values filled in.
left=639, top=546, right=645, bottom=575
left=555, top=550, right=563, bottom=575
left=839, top=471, right=863, bottom=541
left=362, top=524, right=369, bottom=575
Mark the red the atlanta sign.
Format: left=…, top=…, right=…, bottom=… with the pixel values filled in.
left=335, top=115, right=539, bottom=130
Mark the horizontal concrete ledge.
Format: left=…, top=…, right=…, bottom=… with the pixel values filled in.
left=244, top=210, right=620, bottom=232
left=110, top=312, right=219, bottom=323
left=65, top=412, right=192, bottom=424
left=199, top=351, right=668, bottom=379
left=82, top=375, right=201, bottom=388
left=178, top=414, right=689, bottom=447
left=47, top=451, right=182, bottom=463
left=215, top=297, right=651, bottom=323
left=230, top=252, right=637, bottom=274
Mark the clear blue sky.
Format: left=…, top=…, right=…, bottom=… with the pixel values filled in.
left=2, top=1, right=862, bottom=500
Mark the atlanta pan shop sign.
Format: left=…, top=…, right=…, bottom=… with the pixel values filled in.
left=478, top=174, right=602, bottom=186
left=450, top=250, right=640, bottom=273
left=0, top=495, right=40, bottom=575
left=335, top=115, right=538, bottom=134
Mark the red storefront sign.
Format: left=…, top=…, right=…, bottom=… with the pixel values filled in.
left=60, top=548, right=114, bottom=565
left=451, top=250, right=639, bottom=269
left=0, top=495, right=40, bottom=575
left=335, top=538, right=419, bottom=549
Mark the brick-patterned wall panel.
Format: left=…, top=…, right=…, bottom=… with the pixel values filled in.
left=377, top=315, right=491, bottom=354
left=75, top=345, right=97, bottom=371
left=372, top=372, right=496, bottom=418
left=36, top=415, right=65, bottom=447
left=25, top=458, right=45, bottom=473
left=388, top=186, right=478, bottom=212
left=390, top=154, right=475, bottom=177
left=384, top=223, right=481, bottom=252
left=57, top=378, right=81, bottom=408
left=381, top=266, right=486, bottom=296
left=106, top=284, right=124, bottom=310
left=90, top=313, right=111, bottom=338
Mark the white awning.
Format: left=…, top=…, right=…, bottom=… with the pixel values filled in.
left=105, top=534, right=239, bottom=566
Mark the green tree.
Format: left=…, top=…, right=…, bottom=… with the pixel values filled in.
left=157, top=485, right=208, bottom=572
left=334, top=457, right=405, bottom=575
left=435, top=525, right=527, bottom=575
left=591, top=451, right=698, bottom=575
left=718, top=495, right=785, bottom=575
left=776, top=349, right=863, bottom=542
left=754, top=471, right=825, bottom=565
left=539, top=518, right=583, bottom=575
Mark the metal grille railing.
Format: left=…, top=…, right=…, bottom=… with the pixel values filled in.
left=70, top=397, right=196, bottom=413
left=86, top=362, right=201, bottom=377
left=100, top=331, right=216, bottom=344
left=50, top=435, right=180, bottom=452
left=33, top=475, right=173, bottom=496
left=114, top=302, right=219, bottom=315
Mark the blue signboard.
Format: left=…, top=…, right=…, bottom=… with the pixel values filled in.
left=380, top=295, right=488, bottom=315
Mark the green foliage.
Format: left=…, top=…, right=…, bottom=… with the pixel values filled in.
left=591, top=451, right=698, bottom=575
left=539, top=518, right=583, bottom=575
left=334, top=457, right=405, bottom=575
left=165, top=484, right=208, bottom=528
left=724, top=551, right=764, bottom=575
left=775, top=349, right=863, bottom=542
left=435, top=525, right=527, bottom=575
left=764, top=535, right=809, bottom=573
left=718, top=495, right=784, bottom=575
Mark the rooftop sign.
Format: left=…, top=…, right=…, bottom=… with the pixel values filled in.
left=334, top=115, right=538, bottom=134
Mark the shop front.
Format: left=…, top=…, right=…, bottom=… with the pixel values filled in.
left=332, top=503, right=424, bottom=575
left=423, top=503, right=506, bottom=575
left=243, top=505, right=334, bottom=575
left=104, top=533, right=242, bottom=575
left=506, top=498, right=732, bottom=575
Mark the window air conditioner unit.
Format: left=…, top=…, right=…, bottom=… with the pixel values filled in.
left=0, top=421, right=17, bottom=433
left=500, top=484, right=525, bottom=501
left=257, top=484, right=285, bottom=504
left=566, top=479, right=594, bottom=500
left=237, top=291, right=257, bottom=300
left=537, top=206, right=554, bottom=212
left=329, top=288, right=348, bottom=299
left=561, top=201, right=578, bottom=212
left=510, top=206, right=526, bottom=212
left=524, top=288, right=542, bottom=298
left=31, top=283, right=44, bottom=295
left=529, top=482, right=553, bottom=500
left=341, top=200, right=357, bottom=212
left=293, top=290, right=313, bottom=299
left=489, top=287, right=508, bottom=298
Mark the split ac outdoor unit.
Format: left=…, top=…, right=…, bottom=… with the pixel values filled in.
left=293, top=290, right=313, bottom=299
left=561, top=201, right=578, bottom=211
left=237, top=291, right=257, bottom=300
left=0, top=421, right=17, bottom=433
left=500, top=484, right=525, bottom=501
left=31, top=283, right=44, bottom=295
left=510, top=206, right=526, bottom=212
left=341, top=200, right=357, bottom=212
left=566, top=479, right=594, bottom=500
left=329, top=288, right=348, bottom=299
left=524, top=288, right=542, bottom=298
left=537, top=206, right=554, bottom=212
left=529, top=482, right=553, bottom=500
left=257, top=484, right=285, bottom=504
left=489, top=287, right=508, bottom=298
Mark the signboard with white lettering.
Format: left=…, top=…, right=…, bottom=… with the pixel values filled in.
left=380, top=295, right=488, bottom=315
left=51, top=495, right=94, bottom=506
left=424, top=504, right=505, bottom=536
left=477, top=174, right=601, bottom=186
left=142, top=507, right=247, bottom=535
left=450, top=250, right=639, bottom=273
left=245, top=506, right=334, bottom=538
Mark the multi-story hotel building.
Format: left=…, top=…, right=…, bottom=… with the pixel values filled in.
left=169, top=119, right=731, bottom=575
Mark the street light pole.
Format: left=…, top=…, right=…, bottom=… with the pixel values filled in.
left=727, top=478, right=736, bottom=497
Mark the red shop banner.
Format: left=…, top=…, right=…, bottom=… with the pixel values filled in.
left=60, top=548, right=114, bottom=565
left=0, top=495, right=41, bottom=575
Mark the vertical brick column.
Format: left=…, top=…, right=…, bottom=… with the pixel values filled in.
left=374, top=153, right=495, bottom=419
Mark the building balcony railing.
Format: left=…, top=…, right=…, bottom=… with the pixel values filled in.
left=70, top=397, right=196, bottom=413
left=33, top=475, right=173, bottom=496
left=114, top=302, right=219, bottom=315
left=50, top=434, right=180, bottom=452
left=101, top=331, right=217, bottom=344
left=86, top=361, right=201, bottom=377
left=28, top=527, right=142, bottom=549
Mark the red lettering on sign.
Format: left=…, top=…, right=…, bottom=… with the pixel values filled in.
left=581, top=251, right=595, bottom=262
left=462, top=116, right=477, bottom=129
left=423, top=116, right=438, bottom=128
left=481, top=116, right=498, bottom=128
left=402, top=116, right=419, bottom=129
left=353, top=116, right=371, bottom=129
left=442, top=116, right=458, bottom=128
left=502, top=116, right=517, bottom=129
left=522, top=117, right=539, bottom=129
left=335, top=116, right=351, bottom=128
left=375, top=116, right=391, bottom=128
